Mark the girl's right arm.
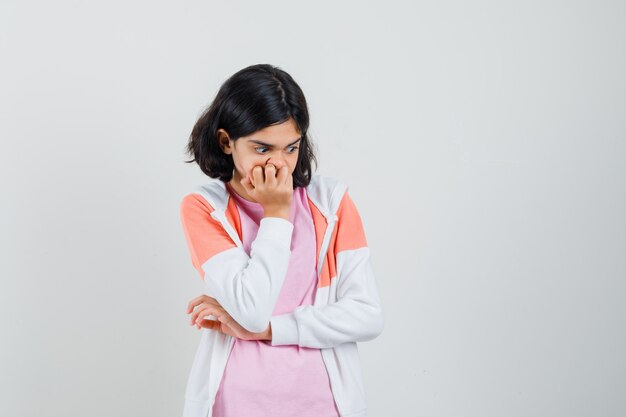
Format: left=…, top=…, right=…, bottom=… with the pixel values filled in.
left=179, top=192, right=294, bottom=333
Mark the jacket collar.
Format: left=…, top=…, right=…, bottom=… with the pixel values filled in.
left=192, top=173, right=347, bottom=222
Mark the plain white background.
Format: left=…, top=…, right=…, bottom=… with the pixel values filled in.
left=1, top=1, right=625, bottom=416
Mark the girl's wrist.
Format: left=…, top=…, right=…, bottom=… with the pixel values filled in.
left=263, top=323, right=272, bottom=341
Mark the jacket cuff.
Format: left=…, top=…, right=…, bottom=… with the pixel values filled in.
left=256, top=217, right=294, bottom=248
left=269, top=312, right=299, bottom=346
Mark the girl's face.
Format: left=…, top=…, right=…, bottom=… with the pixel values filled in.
left=217, top=118, right=301, bottom=194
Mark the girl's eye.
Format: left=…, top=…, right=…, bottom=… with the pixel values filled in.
left=254, top=146, right=299, bottom=154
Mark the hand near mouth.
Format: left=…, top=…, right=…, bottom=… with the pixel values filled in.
left=241, top=163, right=293, bottom=219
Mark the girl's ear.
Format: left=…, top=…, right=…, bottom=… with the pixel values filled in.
left=216, top=128, right=232, bottom=154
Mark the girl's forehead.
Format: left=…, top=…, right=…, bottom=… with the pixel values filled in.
left=245, top=137, right=302, bottom=147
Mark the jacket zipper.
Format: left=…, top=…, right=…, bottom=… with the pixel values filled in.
left=315, top=213, right=338, bottom=305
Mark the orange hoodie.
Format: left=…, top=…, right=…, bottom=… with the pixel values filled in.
left=179, top=173, right=385, bottom=417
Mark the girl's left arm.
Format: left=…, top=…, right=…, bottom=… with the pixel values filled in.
left=268, top=192, right=385, bottom=349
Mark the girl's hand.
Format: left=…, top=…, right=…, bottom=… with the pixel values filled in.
left=186, top=295, right=270, bottom=341
left=240, top=163, right=293, bottom=215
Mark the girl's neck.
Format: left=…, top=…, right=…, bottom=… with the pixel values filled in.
left=227, top=172, right=258, bottom=203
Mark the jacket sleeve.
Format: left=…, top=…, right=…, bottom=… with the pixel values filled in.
left=268, top=192, right=384, bottom=349
left=179, top=192, right=294, bottom=333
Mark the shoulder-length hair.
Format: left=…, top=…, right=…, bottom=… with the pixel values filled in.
left=184, top=64, right=318, bottom=188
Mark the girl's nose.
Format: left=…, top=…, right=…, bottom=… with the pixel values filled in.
left=267, top=159, right=285, bottom=170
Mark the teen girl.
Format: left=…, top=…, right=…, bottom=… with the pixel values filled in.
left=179, top=63, right=384, bottom=417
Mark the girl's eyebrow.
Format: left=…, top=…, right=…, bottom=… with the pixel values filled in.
left=248, top=137, right=302, bottom=147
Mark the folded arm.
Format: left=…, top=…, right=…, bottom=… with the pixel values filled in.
left=268, top=192, right=384, bottom=349
left=180, top=193, right=294, bottom=333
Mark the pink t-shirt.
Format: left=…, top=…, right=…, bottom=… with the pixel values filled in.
left=211, top=183, right=340, bottom=417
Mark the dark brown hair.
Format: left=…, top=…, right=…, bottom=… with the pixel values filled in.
left=184, top=64, right=318, bottom=187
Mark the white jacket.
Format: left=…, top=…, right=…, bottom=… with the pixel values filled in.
left=179, top=173, right=385, bottom=417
